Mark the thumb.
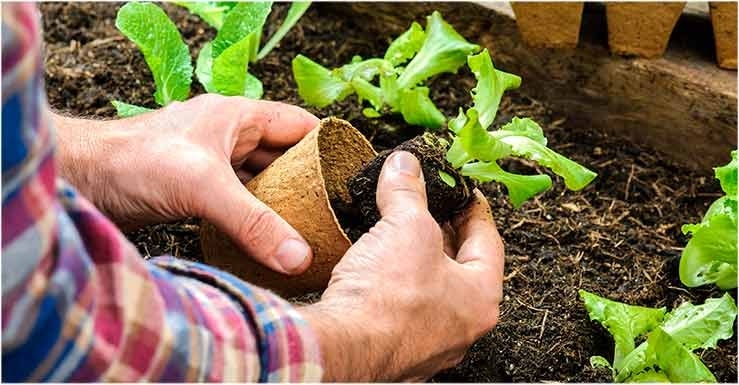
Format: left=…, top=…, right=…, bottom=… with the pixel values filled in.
left=376, top=151, right=428, bottom=218
left=202, top=173, right=312, bottom=275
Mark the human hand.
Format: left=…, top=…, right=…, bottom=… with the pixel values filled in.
left=300, top=151, right=505, bottom=381
left=53, top=94, right=318, bottom=275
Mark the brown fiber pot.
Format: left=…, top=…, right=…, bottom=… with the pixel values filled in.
left=606, top=2, right=686, bottom=58
left=709, top=2, right=737, bottom=69
left=200, top=117, right=377, bottom=297
left=511, top=2, right=584, bottom=48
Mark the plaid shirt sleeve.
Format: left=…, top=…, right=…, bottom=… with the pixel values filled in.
left=1, top=4, right=322, bottom=382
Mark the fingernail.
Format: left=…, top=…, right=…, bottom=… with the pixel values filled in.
left=276, top=238, right=309, bottom=272
left=389, top=151, right=420, bottom=177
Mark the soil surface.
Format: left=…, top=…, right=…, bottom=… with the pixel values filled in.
left=41, top=2, right=737, bottom=382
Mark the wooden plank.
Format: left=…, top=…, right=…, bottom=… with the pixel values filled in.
left=323, top=2, right=737, bottom=172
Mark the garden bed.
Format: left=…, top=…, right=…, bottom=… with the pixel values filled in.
left=41, top=2, right=736, bottom=382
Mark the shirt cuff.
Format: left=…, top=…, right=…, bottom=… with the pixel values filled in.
left=150, top=256, right=323, bottom=382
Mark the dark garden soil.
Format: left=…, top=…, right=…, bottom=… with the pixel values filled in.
left=40, top=2, right=737, bottom=382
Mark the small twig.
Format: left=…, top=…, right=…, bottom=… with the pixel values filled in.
left=610, top=210, right=631, bottom=227
left=544, top=341, right=562, bottom=355
left=668, top=286, right=694, bottom=297
left=624, top=164, right=635, bottom=201
left=514, top=297, right=547, bottom=312
left=503, top=269, right=519, bottom=282
left=538, top=310, right=549, bottom=341
left=510, top=219, right=527, bottom=231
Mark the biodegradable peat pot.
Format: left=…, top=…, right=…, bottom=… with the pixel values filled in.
left=606, top=2, right=686, bottom=58
left=510, top=2, right=584, bottom=48
left=709, top=2, right=737, bottom=69
left=200, top=118, right=377, bottom=297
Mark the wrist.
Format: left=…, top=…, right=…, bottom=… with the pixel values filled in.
left=53, top=112, right=108, bottom=198
left=51, top=112, right=136, bottom=225
left=299, top=298, right=398, bottom=382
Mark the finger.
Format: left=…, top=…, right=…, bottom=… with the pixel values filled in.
left=376, top=151, right=428, bottom=218
left=241, top=148, right=284, bottom=172
left=453, top=190, right=504, bottom=272
left=202, top=172, right=313, bottom=275
left=237, top=99, right=320, bottom=149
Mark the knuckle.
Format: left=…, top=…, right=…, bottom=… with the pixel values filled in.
left=237, top=206, right=277, bottom=250
left=386, top=180, right=424, bottom=199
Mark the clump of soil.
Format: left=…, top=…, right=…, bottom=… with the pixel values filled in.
left=40, top=2, right=737, bottom=383
left=347, top=133, right=473, bottom=235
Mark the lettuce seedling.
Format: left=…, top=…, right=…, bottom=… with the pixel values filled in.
left=446, top=49, right=597, bottom=207
left=293, top=11, right=480, bottom=129
left=580, top=290, right=737, bottom=383
left=112, top=1, right=310, bottom=117
left=680, top=151, right=737, bottom=290
left=112, top=2, right=193, bottom=117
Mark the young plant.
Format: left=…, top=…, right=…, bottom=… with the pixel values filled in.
left=292, top=11, right=480, bottom=129
left=680, top=151, right=737, bottom=290
left=445, top=49, right=597, bottom=208
left=112, top=1, right=310, bottom=117
left=346, top=47, right=596, bottom=231
left=580, top=290, right=737, bottom=383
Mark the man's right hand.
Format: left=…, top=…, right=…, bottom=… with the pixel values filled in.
left=300, top=151, right=505, bottom=381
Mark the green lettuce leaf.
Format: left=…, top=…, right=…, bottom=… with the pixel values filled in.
left=335, top=58, right=392, bottom=83
left=173, top=1, right=232, bottom=29
left=362, top=108, right=381, bottom=118
left=660, top=293, right=737, bottom=351
left=467, top=49, right=521, bottom=129
left=398, top=86, right=446, bottom=129
left=242, top=72, right=263, bottom=100
left=115, top=2, right=192, bottom=106
left=496, top=118, right=598, bottom=191
left=627, top=370, right=670, bottom=383
left=212, top=1, right=272, bottom=60
left=455, top=109, right=511, bottom=162
left=351, top=78, right=383, bottom=111
left=680, top=213, right=738, bottom=290
left=579, top=290, right=666, bottom=369
left=292, top=54, right=353, bottom=107
left=680, top=151, right=738, bottom=290
left=384, top=21, right=425, bottom=66
left=111, top=100, right=154, bottom=117
left=645, top=327, right=716, bottom=383
left=461, top=161, right=552, bottom=208
left=582, top=291, right=735, bottom=383
left=195, top=42, right=215, bottom=92
left=257, top=2, right=311, bottom=60
left=715, top=150, right=737, bottom=196
left=589, top=356, right=613, bottom=371
left=379, top=73, right=401, bottom=110
left=615, top=343, right=650, bottom=382
left=396, top=11, right=480, bottom=89
left=212, top=32, right=261, bottom=97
